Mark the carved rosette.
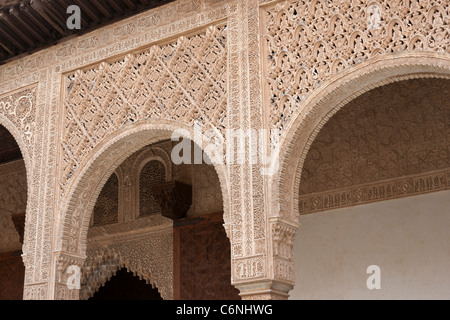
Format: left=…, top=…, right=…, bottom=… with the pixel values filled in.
left=0, top=86, right=36, bottom=150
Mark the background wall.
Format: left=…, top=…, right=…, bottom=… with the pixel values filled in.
left=0, top=251, right=24, bottom=300
left=290, top=190, right=450, bottom=300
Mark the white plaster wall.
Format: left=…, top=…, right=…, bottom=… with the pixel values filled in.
left=290, top=190, right=450, bottom=300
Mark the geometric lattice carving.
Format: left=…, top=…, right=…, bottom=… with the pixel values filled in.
left=263, top=0, right=450, bottom=133
left=62, top=24, right=227, bottom=195
left=139, top=160, right=166, bottom=217
left=93, top=173, right=119, bottom=226
left=299, top=78, right=450, bottom=214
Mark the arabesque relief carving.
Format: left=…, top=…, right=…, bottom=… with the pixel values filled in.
left=0, top=0, right=449, bottom=300
left=0, top=86, right=36, bottom=150
left=81, top=232, right=173, bottom=300
left=263, top=0, right=450, bottom=133
left=61, top=24, right=227, bottom=197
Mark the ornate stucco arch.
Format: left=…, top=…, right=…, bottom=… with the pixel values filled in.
left=52, top=119, right=231, bottom=299
left=275, top=52, right=450, bottom=227
left=0, top=89, right=35, bottom=261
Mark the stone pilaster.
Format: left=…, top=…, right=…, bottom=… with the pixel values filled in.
left=50, top=252, right=86, bottom=300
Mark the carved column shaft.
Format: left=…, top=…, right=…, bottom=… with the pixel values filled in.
left=226, top=0, right=284, bottom=299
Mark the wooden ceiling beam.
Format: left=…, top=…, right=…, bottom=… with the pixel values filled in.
left=106, top=0, right=124, bottom=14
left=54, top=0, right=89, bottom=29
left=41, top=0, right=70, bottom=32
left=30, top=0, right=66, bottom=36
left=0, top=0, right=175, bottom=64
left=122, top=0, right=136, bottom=10
left=20, top=2, right=52, bottom=35
left=0, top=21, right=26, bottom=51
left=9, top=7, right=47, bottom=43
left=0, top=35, right=15, bottom=55
left=91, top=1, right=112, bottom=19
left=73, top=0, right=101, bottom=24
left=0, top=11, right=35, bottom=47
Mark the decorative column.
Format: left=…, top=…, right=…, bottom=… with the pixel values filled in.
left=225, top=0, right=301, bottom=300
left=225, top=0, right=272, bottom=299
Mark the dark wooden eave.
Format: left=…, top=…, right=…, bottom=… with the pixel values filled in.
left=0, top=0, right=174, bottom=65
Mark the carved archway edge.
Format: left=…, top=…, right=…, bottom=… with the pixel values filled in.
left=0, top=84, right=37, bottom=265
left=81, top=247, right=169, bottom=300
left=0, top=95, right=33, bottom=185
left=276, top=52, right=450, bottom=225
left=56, top=120, right=231, bottom=256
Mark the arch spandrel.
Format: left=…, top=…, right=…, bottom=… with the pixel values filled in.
left=57, top=121, right=230, bottom=256
left=0, top=85, right=37, bottom=195
left=262, top=0, right=450, bottom=146
left=56, top=21, right=231, bottom=258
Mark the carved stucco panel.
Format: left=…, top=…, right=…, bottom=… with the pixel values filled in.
left=61, top=24, right=227, bottom=200
left=0, top=0, right=241, bottom=300
left=82, top=230, right=173, bottom=300
left=262, top=0, right=450, bottom=135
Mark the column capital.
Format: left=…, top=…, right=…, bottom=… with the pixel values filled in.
left=236, top=280, right=293, bottom=300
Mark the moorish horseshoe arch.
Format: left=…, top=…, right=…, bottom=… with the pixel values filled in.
left=52, top=120, right=231, bottom=299
left=275, top=52, right=450, bottom=226
left=56, top=120, right=231, bottom=255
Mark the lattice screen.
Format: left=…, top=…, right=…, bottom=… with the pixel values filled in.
left=93, top=173, right=119, bottom=225
left=139, top=160, right=166, bottom=217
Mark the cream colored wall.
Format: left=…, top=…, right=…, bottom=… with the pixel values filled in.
left=290, top=190, right=450, bottom=300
